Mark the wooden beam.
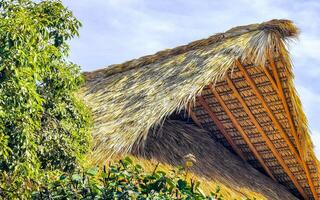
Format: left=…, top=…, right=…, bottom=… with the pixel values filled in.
left=225, top=77, right=306, bottom=194
left=236, top=60, right=308, bottom=199
left=209, top=85, right=276, bottom=181
left=236, top=60, right=301, bottom=161
left=267, top=54, right=301, bottom=149
left=268, top=54, right=318, bottom=200
left=187, top=104, right=203, bottom=128
left=260, top=64, right=280, bottom=95
left=197, top=96, right=247, bottom=161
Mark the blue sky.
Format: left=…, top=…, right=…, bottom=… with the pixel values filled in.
left=62, top=0, right=320, bottom=158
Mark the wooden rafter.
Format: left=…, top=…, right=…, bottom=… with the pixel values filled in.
left=236, top=59, right=308, bottom=199
left=209, top=85, right=276, bottom=181
left=260, top=64, right=280, bottom=94
left=268, top=54, right=318, bottom=200
left=225, top=77, right=306, bottom=196
left=268, top=53, right=302, bottom=149
left=197, top=96, right=247, bottom=161
left=236, top=60, right=301, bottom=162
left=187, top=103, right=203, bottom=128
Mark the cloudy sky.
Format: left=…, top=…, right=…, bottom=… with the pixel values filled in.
left=62, top=0, right=320, bottom=158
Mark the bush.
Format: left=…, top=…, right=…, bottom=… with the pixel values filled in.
left=32, top=157, right=224, bottom=200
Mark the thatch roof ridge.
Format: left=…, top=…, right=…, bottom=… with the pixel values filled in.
left=84, top=19, right=298, bottom=80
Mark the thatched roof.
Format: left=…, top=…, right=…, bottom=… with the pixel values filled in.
left=132, top=120, right=298, bottom=200
left=81, top=19, right=320, bottom=199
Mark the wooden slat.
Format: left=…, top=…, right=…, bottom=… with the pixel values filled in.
left=197, top=96, right=247, bottom=161
left=236, top=60, right=301, bottom=161
left=268, top=54, right=318, bottom=200
left=225, top=77, right=305, bottom=193
left=236, top=60, right=308, bottom=199
left=209, top=85, right=276, bottom=181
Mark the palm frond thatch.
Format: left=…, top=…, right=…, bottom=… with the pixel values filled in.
left=81, top=19, right=320, bottom=199
left=130, top=120, right=298, bottom=200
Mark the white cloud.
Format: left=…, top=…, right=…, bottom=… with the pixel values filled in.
left=295, top=85, right=320, bottom=160
left=296, top=85, right=320, bottom=113
left=292, top=35, right=320, bottom=60
left=310, top=130, right=320, bottom=159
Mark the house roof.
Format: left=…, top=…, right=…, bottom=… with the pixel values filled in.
left=130, top=120, right=299, bottom=200
left=81, top=19, right=320, bottom=199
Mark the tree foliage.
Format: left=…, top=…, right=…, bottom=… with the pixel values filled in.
left=0, top=0, right=91, bottom=198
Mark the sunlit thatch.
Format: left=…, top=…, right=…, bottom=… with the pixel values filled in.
left=81, top=19, right=320, bottom=199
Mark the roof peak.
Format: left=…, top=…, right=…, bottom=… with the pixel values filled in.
left=84, top=19, right=298, bottom=81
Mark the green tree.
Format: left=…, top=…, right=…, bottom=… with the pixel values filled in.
left=0, top=0, right=91, bottom=198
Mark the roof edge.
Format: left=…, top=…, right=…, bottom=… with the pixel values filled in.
left=83, top=19, right=298, bottom=80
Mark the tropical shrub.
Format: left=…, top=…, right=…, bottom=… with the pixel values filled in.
left=32, top=157, right=224, bottom=200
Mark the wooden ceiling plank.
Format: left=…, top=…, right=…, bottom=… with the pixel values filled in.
left=226, top=76, right=307, bottom=197
left=197, top=96, right=247, bottom=161
left=209, top=85, right=276, bottom=181
left=236, top=60, right=308, bottom=199
left=268, top=54, right=318, bottom=200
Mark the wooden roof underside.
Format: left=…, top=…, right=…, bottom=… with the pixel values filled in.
left=189, top=54, right=320, bottom=199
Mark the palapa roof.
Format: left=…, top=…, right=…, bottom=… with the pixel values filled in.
left=132, top=120, right=298, bottom=200
left=81, top=19, right=320, bottom=199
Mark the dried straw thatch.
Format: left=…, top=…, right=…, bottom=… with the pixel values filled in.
left=81, top=19, right=320, bottom=199
left=131, top=120, right=298, bottom=200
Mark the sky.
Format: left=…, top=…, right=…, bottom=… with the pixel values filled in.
left=62, top=0, right=320, bottom=158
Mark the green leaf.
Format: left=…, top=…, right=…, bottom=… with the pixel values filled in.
left=86, top=167, right=98, bottom=176
left=124, top=156, right=133, bottom=165
left=177, top=179, right=187, bottom=190
left=71, top=174, right=82, bottom=182
left=59, top=174, right=67, bottom=180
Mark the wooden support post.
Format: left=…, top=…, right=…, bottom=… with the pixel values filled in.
left=236, top=59, right=308, bottom=199
left=209, top=85, right=276, bottom=181
left=268, top=54, right=318, bottom=200
left=197, top=96, right=247, bottom=161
